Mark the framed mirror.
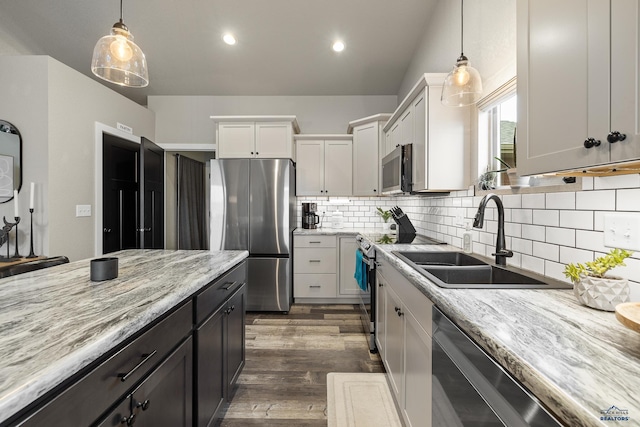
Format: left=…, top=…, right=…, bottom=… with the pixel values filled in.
left=0, top=120, right=22, bottom=203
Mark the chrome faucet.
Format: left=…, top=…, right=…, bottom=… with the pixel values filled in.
left=473, top=193, right=513, bottom=266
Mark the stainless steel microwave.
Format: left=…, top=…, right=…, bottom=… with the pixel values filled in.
left=381, top=144, right=412, bottom=194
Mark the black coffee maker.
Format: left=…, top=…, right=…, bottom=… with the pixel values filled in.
left=302, top=203, right=320, bottom=229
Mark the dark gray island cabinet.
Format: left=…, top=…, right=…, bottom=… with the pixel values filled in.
left=7, top=257, right=247, bottom=427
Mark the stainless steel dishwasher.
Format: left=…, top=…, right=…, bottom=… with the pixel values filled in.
left=432, top=307, right=562, bottom=426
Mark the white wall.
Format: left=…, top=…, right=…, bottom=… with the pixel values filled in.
left=0, top=56, right=155, bottom=261
left=0, top=56, right=50, bottom=257
left=148, top=95, right=398, bottom=144
left=47, top=58, right=155, bottom=260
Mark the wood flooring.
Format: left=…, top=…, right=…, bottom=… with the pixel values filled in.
left=215, top=304, right=385, bottom=426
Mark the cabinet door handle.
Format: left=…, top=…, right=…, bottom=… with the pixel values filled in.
left=583, top=138, right=601, bottom=149
left=607, top=131, right=627, bottom=143
left=118, top=350, right=157, bottom=382
left=104, top=228, right=112, bottom=233
left=121, top=414, right=136, bottom=426
left=378, top=282, right=384, bottom=287
left=136, top=399, right=151, bottom=411
left=221, top=281, right=238, bottom=290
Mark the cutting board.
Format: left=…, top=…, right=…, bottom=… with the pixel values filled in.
left=615, top=302, right=640, bottom=333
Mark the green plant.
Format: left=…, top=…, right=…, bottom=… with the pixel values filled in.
left=376, top=207, right=392, bottom=223
left=563, top=248, right=633, bottom=284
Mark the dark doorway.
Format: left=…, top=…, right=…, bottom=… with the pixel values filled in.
left=140, top=137, right=165, bottom=249
left=103, top=134, right=164, bottom=254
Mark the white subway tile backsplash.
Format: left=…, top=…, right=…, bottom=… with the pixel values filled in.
left=306, top=181, right=640, bottom=302
left=576, top=190, right=616, bottom=210
left=582, top=177, right=594, bottom=191
left=521, top=254, right=545, bottom=275
left=616, top=257, right=640, bottom=283
left=544, top=260, right=571, bottom=283
left=511, top=238, right=533, bottom=255
left=594, top=174, right=640, bottom=190
left=560, top=210, right=594, bottom=230
left=545, top=227, right=576, bottom=247
left=504, top=222, right=522, bottom=238
left=533, top=209, right=560, bottom=227
left=522, top=224, right=545, bottom=241
left=532, top=241, right=560, bottom=262
left=575, top=230, right=608, bottom=253
left=546, top=192, right=576, bottom=210
left=522, top=193, right=545, bottom=209
left=560, top=246, right=594, bottom=265
left=617, top=189, right=640, bottom=211
left=512, top=209, right=533, bottom=224
left=502, top=194, right=522, bottom=208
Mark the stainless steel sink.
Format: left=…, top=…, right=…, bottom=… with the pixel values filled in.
left=393, top=251, right=572, bottom=289
left=395, top=251, right=487, bottom=267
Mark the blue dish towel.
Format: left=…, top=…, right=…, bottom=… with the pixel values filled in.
left=354, top=250, right=368, bottom=291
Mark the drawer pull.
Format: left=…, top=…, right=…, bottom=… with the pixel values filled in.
left=309, top=260, right=321, bottom=263
left=309, top=241, right=321, bottom=244
left=221, top=281, right=238, bottom=290
left=309, top=285, right=322, bottom=288
left=118, top=350, right=157, bottom=382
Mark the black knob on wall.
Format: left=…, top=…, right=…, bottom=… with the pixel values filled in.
left=607, top=131, right=627, bottom=143
left=584, top=138, right=601, bottom=149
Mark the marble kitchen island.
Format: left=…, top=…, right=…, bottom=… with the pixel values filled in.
left=0, top=249, right=248, bottom=426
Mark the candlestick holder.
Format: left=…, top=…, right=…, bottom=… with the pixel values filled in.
left=13, top=216, right=21, bottom=259
left=26, top=209, right=37, bottom=258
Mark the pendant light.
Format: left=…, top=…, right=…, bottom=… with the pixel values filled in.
left=91, top=0, right=149, bottom=87
left=441, top=0, right=482, bottom=106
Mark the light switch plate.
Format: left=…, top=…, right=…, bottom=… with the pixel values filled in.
left=76, top=204, right=92, bottom=217
left=604, top=213, right=640, bottom=250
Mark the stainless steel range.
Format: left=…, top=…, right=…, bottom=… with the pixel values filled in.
left=355, top=231, right=445, bottom=352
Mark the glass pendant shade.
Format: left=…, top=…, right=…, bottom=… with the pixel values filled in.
left=441, top=55, right=482, bottom=107
left=91, top=22, right=149, bottom=88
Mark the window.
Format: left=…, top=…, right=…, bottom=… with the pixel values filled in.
left=477, top=78, right=517, bottom=189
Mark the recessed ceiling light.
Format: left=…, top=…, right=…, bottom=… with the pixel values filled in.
left=223, top=34, right=237, bottom=45
left=332, top=41, right=345, bottom=52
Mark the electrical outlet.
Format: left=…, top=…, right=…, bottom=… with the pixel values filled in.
left=76, top=204, right=92, bottom=217
left=604, top=213, right=640, bottom=250
left=455, top=210, right=464, bottom=226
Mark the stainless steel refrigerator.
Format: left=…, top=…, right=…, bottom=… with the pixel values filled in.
left=210, top=158, right=295, bottom=312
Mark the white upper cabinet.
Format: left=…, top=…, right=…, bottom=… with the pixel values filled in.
left=211, top=116, right=300, bottom=159
left=348, top=114, right=391, bottom=196
left=295, top=135, right=353, bottom=196
left=517, top=0, right=640, bottom=175
left=383, top=73, right=469, bottom=193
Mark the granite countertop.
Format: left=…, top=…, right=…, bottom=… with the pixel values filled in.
left=0, top=249, right=248, bottom=424
left=370, top=240, right=639, bottom=427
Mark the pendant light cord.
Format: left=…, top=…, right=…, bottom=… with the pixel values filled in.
left=120, top=0, right=124, bottom=23
left=460, top=0, right=464, bottom=56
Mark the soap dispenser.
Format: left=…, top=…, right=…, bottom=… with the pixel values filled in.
left=463, top=222, right=473, bottom=253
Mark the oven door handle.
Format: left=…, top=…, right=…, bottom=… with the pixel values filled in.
left=357, top=248, right=374, bottom=268
left=433, top=330, right=530, bottom=427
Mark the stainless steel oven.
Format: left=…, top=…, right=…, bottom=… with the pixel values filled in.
left=432, top=307, right=562, bottom=426
left=355, top=235, right=377, bottom=352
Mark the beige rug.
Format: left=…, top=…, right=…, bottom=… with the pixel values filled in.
left=327, top=373, right=403, bottom=427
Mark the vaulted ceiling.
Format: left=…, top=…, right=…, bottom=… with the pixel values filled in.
left=0, top=0, right=437, bottom=105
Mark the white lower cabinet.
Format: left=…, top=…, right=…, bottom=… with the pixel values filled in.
left=293, top=234, right=364, bottom=303
left=377, top=257, right=433, bottom=427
